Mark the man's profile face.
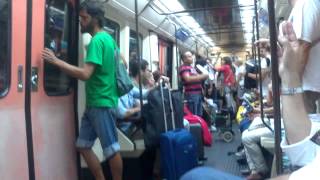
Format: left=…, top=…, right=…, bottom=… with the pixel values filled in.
left=79, top=10, right=94, bottom=33
left=260, top=48, right=266, bottom=58
left=183, top=51, right=193, bottom=65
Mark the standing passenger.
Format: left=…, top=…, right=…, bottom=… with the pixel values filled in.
left=42, top=2, right=122, bottom=180
left=179, top=51, right=208, bottom=116
left=257, top=0, right=320, bottom=113
left=285, top=0, right=320, bottom=113
left=214, top=57, right=237, bottom=113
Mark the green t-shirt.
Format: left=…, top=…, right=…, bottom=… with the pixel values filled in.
left=85, top=31, right=118, bottom=107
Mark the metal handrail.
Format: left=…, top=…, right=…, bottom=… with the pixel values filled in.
left=134, top=0, right=143, bottom=110
left=255, top=0, right=273, bottom=133
left=268, top=0, right=283, bottom=175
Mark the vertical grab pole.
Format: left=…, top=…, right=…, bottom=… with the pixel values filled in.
left=252, top=18, right=256, bottom=62
left=268, top=0, right=283, bottom=174
left=135, top=0, right=143, bottom=108
left=254, top=0, right=265, bottom=127
left=174, top=24, right=180, bottom=81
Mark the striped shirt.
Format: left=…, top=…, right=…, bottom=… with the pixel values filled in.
left=179, top=65, right=203, bottom=94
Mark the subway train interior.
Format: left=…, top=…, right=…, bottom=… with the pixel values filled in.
left=1, top=0, right=319, bottom=180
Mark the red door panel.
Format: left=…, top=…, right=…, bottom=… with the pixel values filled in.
left=0, top=0, right=29, bottom=179
left=30, top=0, right=78, bottom=179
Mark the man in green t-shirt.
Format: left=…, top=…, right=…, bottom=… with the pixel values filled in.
left=42, top=2, right=122, bottom=180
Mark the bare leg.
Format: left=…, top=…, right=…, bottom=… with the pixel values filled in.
left=78, top=148, right=105, bottom=180
left=109, top=152, right=123, bottom=180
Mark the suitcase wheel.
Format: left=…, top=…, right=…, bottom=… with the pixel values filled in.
left=222, top=131, right=233, bottom=143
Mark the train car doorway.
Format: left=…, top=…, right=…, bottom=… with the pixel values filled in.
left=0, top=0, right=79, bottom=179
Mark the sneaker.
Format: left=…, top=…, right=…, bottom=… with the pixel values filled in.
left=235, top=149, right=245, bottom=158
left=210, top=125, right=217, bottom=132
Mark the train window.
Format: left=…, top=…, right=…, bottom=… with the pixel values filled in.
left=44, top=0, right=74, bottom=96
left=158, top=39, right=173, bottom=77
left=129, top=30, right=143, bottom=61
left=103, top=18, right=120, bottom=46
left=0, top=0, right=10, bottom=97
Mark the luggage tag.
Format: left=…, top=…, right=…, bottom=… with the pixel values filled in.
left=310, top=129, right=320, bottom=146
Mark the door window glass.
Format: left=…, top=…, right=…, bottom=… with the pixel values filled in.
left=0, top=0, right=10, bottom=97
left=44, top=0, right=75, bottom=95
left=103, top=18, right=120, bottom=46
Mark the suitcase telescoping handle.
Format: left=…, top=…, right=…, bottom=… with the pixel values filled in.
left=159, top=79, right=175, bottom=132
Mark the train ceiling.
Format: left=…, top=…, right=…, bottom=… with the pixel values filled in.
left=175, top=0, right=290, bottom=53
left=91, top=0, right=291, bottom=55
left=178, top=0, right=249, bottom=52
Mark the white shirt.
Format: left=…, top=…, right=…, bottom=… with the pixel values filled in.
left=235, top=65, right=245, bottom=86
left=286, top=0, right=320, bottom=92
left=259, top=57, right=271, bottom=97
left=281, top=114, right=320, bottom=180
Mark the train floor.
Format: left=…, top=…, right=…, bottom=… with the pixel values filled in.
left=204, top=122, right=246, bottom=177
left=80, top=122, right=249, bottom=180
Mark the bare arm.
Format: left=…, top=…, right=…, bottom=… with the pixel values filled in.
left=278, top=22, right=311, bottom=144
left=247, top=72, right=259, bottom=80
left=182, top=73, right=208, bottom=83
left=253, top=106, right=273, bottom=114
left=122, top=106, right=141, bottom=119
left=42, top=48, right=95, bottom=81
left=236, top=72, right=244, bottom=84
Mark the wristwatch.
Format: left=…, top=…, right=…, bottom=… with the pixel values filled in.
left=281, top=86, right=304, bottom=95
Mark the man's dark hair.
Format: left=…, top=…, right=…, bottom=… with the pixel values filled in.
left=152, top=70, right=161, bottom=82
left=80, top=2, right=105, bottom=28
left=222, top=56, right=232, bottom=66
left=129, top=59, right=149, bottom=77
left=181, top=51, right=193, bottom=61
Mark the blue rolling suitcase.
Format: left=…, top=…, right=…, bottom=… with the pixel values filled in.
left=159, top=82, right=198, bottom=180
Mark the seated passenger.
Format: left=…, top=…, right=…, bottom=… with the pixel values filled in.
left=129, top=58, right=152, bottom=99
left=116, top=93, right=141, bottom=121
left=115, top=91, right=141, bottom=135
left=143, top=70, right=155, bottom=89
left=152, top=70, right=170, bottom=86
left=242, top=83, right=274, bottom=180
left=115, top=59, right=152, bottom=134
